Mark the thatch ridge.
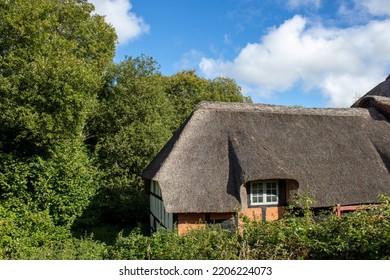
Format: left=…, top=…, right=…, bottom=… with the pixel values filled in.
left=197, top=101, right=364, bottom=116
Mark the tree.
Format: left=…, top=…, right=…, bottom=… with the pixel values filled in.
left=0, top=0, right=117, bottom=245
left=164, top=70, right=251, bottom=126
left=85, top=55, right=176, bottom=225
left=0, top=0, right=117, bottom=156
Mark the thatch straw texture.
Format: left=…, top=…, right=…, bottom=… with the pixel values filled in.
left=143, top=102, right=390, bottom=213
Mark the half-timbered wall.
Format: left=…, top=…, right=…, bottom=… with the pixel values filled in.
left=149, top=181, right=174, bottom=232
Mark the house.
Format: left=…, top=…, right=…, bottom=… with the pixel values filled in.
left=142, top=78, right=390, bottom=235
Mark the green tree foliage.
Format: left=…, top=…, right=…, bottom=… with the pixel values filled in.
left=0, top=0, right=116, bottom=256
left=0, top=0, right=116, bottom=156
left=164, top=70, right=251, bottom=126
left=90, top=56, right=175, bottom=186
left=83, top=56, right=176, bottom=226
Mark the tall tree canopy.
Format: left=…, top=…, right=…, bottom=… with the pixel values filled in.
left=164, top=70, right=251, bottom=126
left=0, top=0, right=117, bottom=252
left=84, top=55, right=176, bottom=225
left=0, top=0, right=117, bottom=156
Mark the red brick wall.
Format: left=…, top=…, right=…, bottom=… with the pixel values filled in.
left=241, top=207, right=262, bottom=221
left=210, top=213, right=234, bottom=220
left=177, top=213, right=206, bottom=236
left=177, top=212, right=236, bottom=235
left=176, top=207, right=285, bottom=235
left=240, top=206, right=284, bottom=222
left=265, top=206, right=284, bottom=221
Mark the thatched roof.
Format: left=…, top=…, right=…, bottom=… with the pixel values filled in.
left=143, top=102, right=390, bottom=213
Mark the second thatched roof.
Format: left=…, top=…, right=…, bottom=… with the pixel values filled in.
left=352, top=77, right=390, bottom=113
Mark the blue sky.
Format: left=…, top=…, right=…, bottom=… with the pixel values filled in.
left=90, top=0, right=390, bottom=108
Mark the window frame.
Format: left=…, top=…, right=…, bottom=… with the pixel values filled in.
left=249, top=180, right=279, bottom=206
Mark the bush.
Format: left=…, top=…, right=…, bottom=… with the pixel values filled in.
left=106, top=228, right=149, bottom=260
left=308, top=197, right=390, bottom=259
left=2, top=195, right=389, bottom=260
left=29, top=237, right=107, bottom=260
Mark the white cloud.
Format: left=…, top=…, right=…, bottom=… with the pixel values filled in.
left=287, top=0, right=321, bottom=9
left=199, top=15, right=390, bottom=107
left=363, top=0, right=390, bottom=16
left=338, top=0, right=390, bottom=23
left=89, top=0, right=149, bottom=44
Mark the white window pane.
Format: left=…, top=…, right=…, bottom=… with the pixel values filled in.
left=251, top=181, right=279, bottom=205
left=252, top=195, right=262, bottom=204
left=266, top=194, right=278, bottom=203
left=252, top=184, right=261, bottom=194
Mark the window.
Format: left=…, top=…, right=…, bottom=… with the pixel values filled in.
left=250, top=181, right=279, bottom=206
